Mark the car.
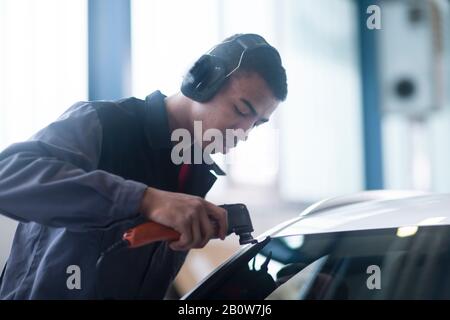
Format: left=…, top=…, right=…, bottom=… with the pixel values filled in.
left=182, top=190, right=450, bottom=300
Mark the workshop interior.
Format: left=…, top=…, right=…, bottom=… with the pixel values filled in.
left=1, top=0, right=450, bottom=299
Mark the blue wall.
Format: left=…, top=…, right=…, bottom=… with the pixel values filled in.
left=88, top=0, right=131, bottom=100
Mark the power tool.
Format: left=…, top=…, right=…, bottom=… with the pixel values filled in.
left=95, top=203, right=257, bottom=298
left=97, top=203, right=257, bottom=265
left=122, top=203, right=257, bottom=248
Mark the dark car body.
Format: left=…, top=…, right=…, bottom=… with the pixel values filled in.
left=183, top=191, right=450, bottom=300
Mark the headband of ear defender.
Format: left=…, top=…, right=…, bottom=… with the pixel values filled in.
left=181, top=33, right=279, bottom=102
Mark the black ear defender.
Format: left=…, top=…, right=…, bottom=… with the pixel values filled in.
left=181, top=34, right=279, bottom=102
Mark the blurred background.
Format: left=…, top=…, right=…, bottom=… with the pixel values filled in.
left=1, top=0, right=450, bottom=297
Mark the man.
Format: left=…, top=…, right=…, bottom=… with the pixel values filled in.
left=0, top=33, right=287, bottom=299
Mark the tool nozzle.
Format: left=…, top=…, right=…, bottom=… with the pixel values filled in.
left=219, top=203, right=257, bottom=245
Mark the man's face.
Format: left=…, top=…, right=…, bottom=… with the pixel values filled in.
left=191, top=71, right=279, bottom=153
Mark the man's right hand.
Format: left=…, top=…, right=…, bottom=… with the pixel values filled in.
left=139, top=187, right=228, bottom=251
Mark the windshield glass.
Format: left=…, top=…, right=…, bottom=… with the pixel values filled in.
left=191, top=225, right=450, bottom=299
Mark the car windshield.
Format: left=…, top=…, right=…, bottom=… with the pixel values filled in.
left=186, top=224, right=450, bottom=299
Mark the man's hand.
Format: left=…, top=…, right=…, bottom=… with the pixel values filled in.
left=139, top=187, right=228, bottom=251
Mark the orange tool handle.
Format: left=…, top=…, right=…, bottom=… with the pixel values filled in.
left=123, top=221, right=180, bottom=249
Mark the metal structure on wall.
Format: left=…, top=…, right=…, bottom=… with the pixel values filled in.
left=377, top=0, right=446, bottom=119
left=377, top=0, right=450, bottom=191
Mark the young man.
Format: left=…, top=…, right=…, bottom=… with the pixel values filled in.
left=0, top=34, right=287, bottom=299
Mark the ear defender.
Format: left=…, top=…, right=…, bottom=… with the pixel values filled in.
left=181, top=34, right=276, bottom=103
left=181, top=55, right=227, bottom=102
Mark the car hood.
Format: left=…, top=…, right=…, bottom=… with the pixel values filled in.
left=269, top=193, right=450, bottom=238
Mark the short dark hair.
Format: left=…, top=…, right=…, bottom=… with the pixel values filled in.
left=223, top=34, right=288, bottom=101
